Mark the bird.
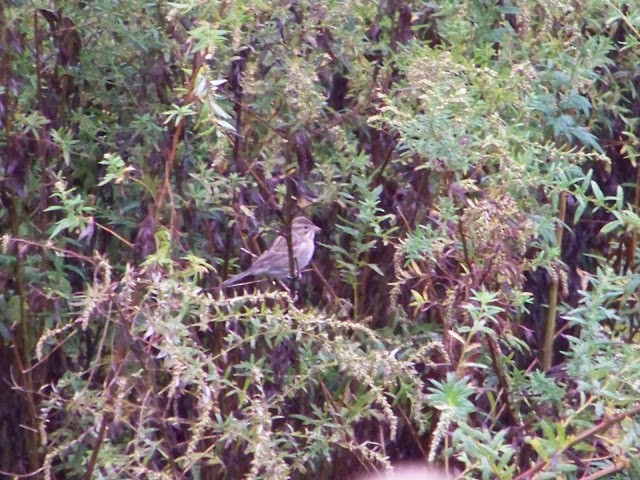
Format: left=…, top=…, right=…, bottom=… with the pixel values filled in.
left=220, top=216, right=321, bottom=287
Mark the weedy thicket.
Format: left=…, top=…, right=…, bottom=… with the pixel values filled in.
left=1, top=1, right=639, bottom=479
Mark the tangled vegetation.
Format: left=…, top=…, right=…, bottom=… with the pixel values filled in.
left=1, top=0, right=639, bottom=479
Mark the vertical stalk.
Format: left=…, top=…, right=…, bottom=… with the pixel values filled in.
left=541, top=191, right=566, bottom=370
left=7, top=202, right=41, bottom=471
left=626, top=164, right=640, bottom=274
left=2, top=6, right=41, bottom=471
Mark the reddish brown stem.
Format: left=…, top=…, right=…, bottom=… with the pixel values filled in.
left=514, top=403, right=640, bottom=479
left=486, top=336, right=520, bottom=428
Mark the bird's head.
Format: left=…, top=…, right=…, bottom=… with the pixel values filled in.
left=291, top=216, right=321, bottom=240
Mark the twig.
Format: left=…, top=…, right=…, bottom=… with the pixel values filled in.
left=486, top=336, right=520, bottom=428
left=580, top=460, right=627, bottom=480
left=8, top=237, right=98, bottom=265
left=514, top=403, right=640, bottom=479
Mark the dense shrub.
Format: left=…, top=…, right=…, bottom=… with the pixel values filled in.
left=1, top=1, right=639, bottom=478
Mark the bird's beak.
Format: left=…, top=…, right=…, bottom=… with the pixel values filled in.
left=313, top=225, right=321, bottom=232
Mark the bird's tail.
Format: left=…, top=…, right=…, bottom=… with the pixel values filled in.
left=220, top=270, right=252, bottom=288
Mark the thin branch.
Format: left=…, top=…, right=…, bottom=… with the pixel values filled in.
left=514, top=403, right=640, bottom=480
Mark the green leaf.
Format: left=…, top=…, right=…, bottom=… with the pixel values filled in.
left=368, top=263, right=384, bottom=276
left=590, top=181, right=604, bottom=202
left=561, top=91, right=591, bottom=116
left=599, top=220, right=620, bottom=234
left=571, top=126, right=603, bottom=152
left=615, top=185, right=623, bottom=210
left=49, top=217, right=81, bottom=239
left=573, top=198, right=587, bottom=224
left=580, top=169, right=593, bottom=193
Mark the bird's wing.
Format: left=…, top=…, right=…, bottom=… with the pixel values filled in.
left=250, top=235, right=293, bottom=274
left=267, top=235, right=287, bottom=254
left=222, top=235, right=292, bottom=286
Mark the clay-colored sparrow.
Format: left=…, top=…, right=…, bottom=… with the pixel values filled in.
left=220, top=216, right=320, bottom=287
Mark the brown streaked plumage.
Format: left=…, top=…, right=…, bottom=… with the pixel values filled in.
left=220, top=216, right=320, bottom=287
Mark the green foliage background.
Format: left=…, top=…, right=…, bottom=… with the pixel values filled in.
left=1, top=0, right=639, bottom=478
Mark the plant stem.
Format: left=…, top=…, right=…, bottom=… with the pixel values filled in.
left=541, top=191, right=566, bottom=370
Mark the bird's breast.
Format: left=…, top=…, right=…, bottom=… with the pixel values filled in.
left=295, top=240, right=315, bottom=269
